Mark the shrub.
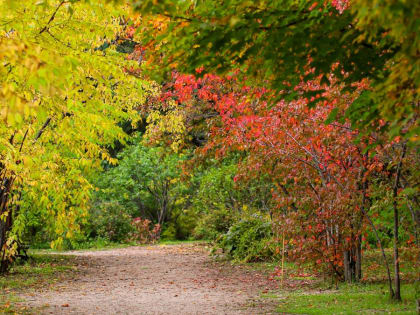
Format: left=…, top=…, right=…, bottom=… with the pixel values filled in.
left=130, top=217, right=160, bottom=244
left=218, top=214, right=276, bottom=262
left=193, top=207, right=237, bottom=240
left=160, top=223, right=177, bottom=240
left=172, top=208, right=198, bottom=240
left=90, top=201, right=134, bottom=242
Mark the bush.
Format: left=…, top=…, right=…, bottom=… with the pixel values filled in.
left=193, top=207, right=237, bottom=240
left=160, top=223, right=177, bottom=240
left=130, top=217, right=160, bottom=244
left=172, top=208, right=198, bottom=240
left=90, top=201, right=134, bottom=242
left=218, top=214, right=275, bottom=262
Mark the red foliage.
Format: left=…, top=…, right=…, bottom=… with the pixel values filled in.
left=146, top=70, right=386, bottom=278
left=131, top=217, right=161, bottom=244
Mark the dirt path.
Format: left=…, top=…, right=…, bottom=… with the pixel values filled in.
left=17, top=243, right=278, bottom=314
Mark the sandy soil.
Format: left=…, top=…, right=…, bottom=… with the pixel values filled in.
left=17, top=243, right=278, bottom=314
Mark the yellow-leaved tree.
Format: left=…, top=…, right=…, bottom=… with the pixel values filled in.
left=0, top=0, right=154, bottom=272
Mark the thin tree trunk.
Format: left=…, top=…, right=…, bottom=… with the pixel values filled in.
left=281, top=229, right=285, bottom=288
left=355, top=236, right=362, bottom=281
left=358, top=153, right=394, bottom=296
left=363, top=208, right=394, bottom=298
left=0, top=177, right=14, bottom=273
left=392, top=144, right=406, bottom=301
left=393, top=199, right=401, bottom=301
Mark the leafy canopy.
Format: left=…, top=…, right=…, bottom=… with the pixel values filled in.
left=0, top=0, right=153, bottom=251
left=131, top=0, right=419, bottom=142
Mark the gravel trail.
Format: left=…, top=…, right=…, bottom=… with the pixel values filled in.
left=17, top=243, right=277, bottom=314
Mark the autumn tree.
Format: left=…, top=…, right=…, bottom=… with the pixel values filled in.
left=134, top=65, right=418, bottom=299
left=129, top=0, right=419, bottom=301
left=0, top=0, right=154, bottom=272
left=131, top=0, right=419, bottom=143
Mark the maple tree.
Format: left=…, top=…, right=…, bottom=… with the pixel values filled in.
left=127, top=0, right=419, bottom=301
left=135, top=66, right=418, bottom=299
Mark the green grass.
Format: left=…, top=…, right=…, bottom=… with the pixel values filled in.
left=0, top=253, right=78, bottom=314
left=276, top=283, right=419, bottom=314
left=157, top=239, right=208, bottom=246
left=68, top=240, right=139, bottom=251
left=0, top=294, right=25, bottom=314
left=0, top=253, right=77, bottom=289
left=30, top=237, right=141, bottom=251
left=268, top=248, right=420, bottom=314
left=31, top=238, right=208, bottom=252
left=362, top=248, right=419, bottom=283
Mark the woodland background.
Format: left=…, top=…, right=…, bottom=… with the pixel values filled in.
left=0, top=0, right=419, bottom=313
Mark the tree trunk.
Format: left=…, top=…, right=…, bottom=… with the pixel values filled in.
left=343, top=243, right=361, bottom=283
left=355, top=236, right=362, bottom=281
left=0, top=118, right=52, bottom=274
left=361, top=207, right=394, bottom=298
left=392, top=144, right=406, bottom=301
left=0, top=175, right=14, bottom=274
left=393, top=200, right=401, bottom=301
left=343, top=250, right=351, bottom=283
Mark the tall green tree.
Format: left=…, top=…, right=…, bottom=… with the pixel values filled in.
left=94, top=139, right=186, bottom=227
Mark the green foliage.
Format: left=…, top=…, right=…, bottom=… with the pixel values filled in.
left=92, top=137, right=187, bottom=225
left=190, top=161, right=240, bottom=239
left=87, top=135, right=197, bottom=244
left=160, top=224, right=177, bottom=241
left=170, top=208, right=198, bottom=240
left=218, top=214, right=275, bottom=262
left=348, top=0, right=420, bottom=141
left=194, top=208, right=237, bottom=241
left=90, top=201, right=134, bottom=243
left=191, top=159, right=273, bottom=240
left=364, top=159, right=419, bottom=249
left=191, top=161, right=242, bottom=212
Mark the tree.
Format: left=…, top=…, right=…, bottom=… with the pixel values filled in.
left=131, top=0, right=419, bottom=142
left=136, top=65, right=419, bottom=298
left=201, top=76, right=419, bottom=298
left=0, top=0, right=152, bottom=272
left=128, top=1, right=419, bottom=300
left=94, top=138, right=186, bottom=228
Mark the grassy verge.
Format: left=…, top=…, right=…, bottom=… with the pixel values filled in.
left=32, top=238, right=208, bottom=252
left=276, top=282, right=418, bottom=314
left=254, top=248, right=419, bottom=314
left=157, top=239, right=208, bottom=246
left=0, top=253, right=78, bottom=314
left=31, top=238, right=140, bottom=251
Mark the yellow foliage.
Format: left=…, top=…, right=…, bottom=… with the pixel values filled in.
left=0, top=0, right=155, bottom=257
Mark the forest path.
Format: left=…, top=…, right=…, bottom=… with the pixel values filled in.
left=17, top=243, right=278, bottom=314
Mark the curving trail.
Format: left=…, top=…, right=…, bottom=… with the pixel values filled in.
left=17, top=243, right=278, bottom=314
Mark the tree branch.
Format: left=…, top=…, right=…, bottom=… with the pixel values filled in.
left=39, top=0, right=69, bottom=35
left=34, top=117, right=52, bottom=141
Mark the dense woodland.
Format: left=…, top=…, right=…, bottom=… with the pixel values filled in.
left=0, top=0, right=419, bottom=312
